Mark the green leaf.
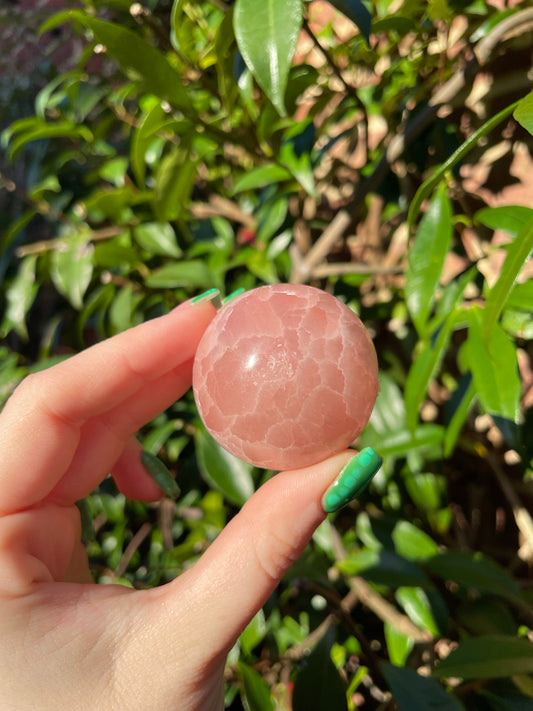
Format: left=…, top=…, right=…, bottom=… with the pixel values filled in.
left=466, top=309, right=521, bottom=423
left=326, top=0, right=372, bottom=42
left=292, top=630, right=348, bottom=711
left=384, top=622, right=414, bottom=666
left=71, top=14, right=193, bottom=111
left=8, top=120, right=93, bottom=161
left=404, top=309, right=461, bottom=431
left=434, top=636, right=533, bottom=680
left=154, top=145, right=198, bottom=222
left=408, top=100, right=519, bottom=230
left=194, top=426, right=254, bottom=506
left=144, top=261, right=215, bottom=289
left=2, top=256, right=38, bottom=340
left=514, top=91, right=533, bottom=136
left=443, top=374, right=476, bottom=457
left=483, top=689, right=533, bottom=711
left=506, top=280, right=533, bottom=311
left=51, top=228, right=94, bottom=309
left=382, top=663, right=465, bottom=711
left=233, top=0, right=303, bottom=116
left=395, top=587, right=440, bottom=637
left=482, top=216, right=533, bottom=344
left=476, top=205, right=533, bottom=238
left=131, top=101, right=170, bottom=188
left=240, top=610, right=268, bottom=657
left=232, top=164, right=292, bottom=193
left=238, top=663, right=274, bottom=711
left=405, top=184, right=452, bottom=334
left=392, top=521, right=439, bottom=562
left=133, top=223, right=182, bottom=258
left=337, top=548, right=430, bottom=588
left=425, top=550, right=522, bottom=603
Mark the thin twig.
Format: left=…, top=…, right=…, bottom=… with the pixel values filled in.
left=16, top=225, right=126, bottom=257
left=114, top=522, right=152, bottom=578
left=290, top=210, right=351, bottom=283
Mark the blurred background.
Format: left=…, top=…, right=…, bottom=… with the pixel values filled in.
left=1, top=1, right=533, bottom=709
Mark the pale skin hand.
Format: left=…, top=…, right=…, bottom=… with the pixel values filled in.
left=0, top=301, right=354, bottom=711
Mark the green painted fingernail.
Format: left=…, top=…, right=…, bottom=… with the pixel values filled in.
left=322, top=448, right=382, bottom=513
left=191, top=288, right=222, bottom=309
left=141, top=451, right=181, bottom=498
left=223, top=287, right=246, bottom=304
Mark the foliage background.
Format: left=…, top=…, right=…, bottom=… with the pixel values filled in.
left=1, top=0, right=533, bottom=709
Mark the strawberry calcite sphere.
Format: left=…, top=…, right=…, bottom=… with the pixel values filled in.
left=192, top=284, right=378, bottom=470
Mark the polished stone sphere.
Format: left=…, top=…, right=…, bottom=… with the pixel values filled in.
left=192, top=284, right=378, bottom=470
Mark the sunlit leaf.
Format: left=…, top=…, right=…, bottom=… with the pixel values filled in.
left=51, top=227, right=94, bottom=309
left=233, top=0, right=303, bottom=116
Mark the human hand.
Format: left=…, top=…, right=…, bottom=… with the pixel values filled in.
left=0, top=295, right=378, bottom=711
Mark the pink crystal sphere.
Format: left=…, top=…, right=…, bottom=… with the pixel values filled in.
left=192, top=284, right=379, bottom=470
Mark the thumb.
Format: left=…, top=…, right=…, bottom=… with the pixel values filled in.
left=166, top=450, right=366, bottom=656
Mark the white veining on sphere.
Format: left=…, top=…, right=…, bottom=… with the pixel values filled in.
left=192, top=284, right=379, bottom=470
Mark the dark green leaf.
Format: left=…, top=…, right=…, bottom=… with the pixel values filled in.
left=483, top=689, right=533, bottom=711
left=434, top=636, right=533, bottom=680
left=425, top=550, right=522, bottom=603
left=194, top=426, right=254, bottom=506
left=327, top=0, right=372, bottom=42
left=233, top=0, right=303, bottom=116
left=482, top=216, right=533, bottom=344
left=476, top=205, right=533, bottom=237
left=238, top=663, right=274, bottom=711
left=140, top=451, right=180, bottom=498
left=514, top=91, right=533, bottom=136
left=338, top=548, right=430, bottom=587
left=72, top=14, right=193, bottom=111
left=382, top=663, right=465, bottom=711
left=405, top=184, right=452, bottom=334
left=292, top=630, right=348, bottom=711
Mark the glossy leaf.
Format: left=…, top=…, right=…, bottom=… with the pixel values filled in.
left=434, top=636, right=533, bottom=680
left=392, top=521, right=439, bottom=562
left=425, top=550, right=522, bottom=603
left=395, top=587, right=440, bottom=637
left=233, top=0, right=303, bottom=116
left=382, top=663, right=465, bottom=711
left=384, top=622, right=414, bottom=666
left=51, top=228, right=94, bottom=309
left=337, top=548, right=430, bottom=588
left=133, top=223, right=182, bottom=258
left=238, top=663, right=274, bottom=711
left=71, top=13, right=193, bottom=111
left=292, top=630, right=348, bottom=711
left=240, top=610, right=267, bottom=657
left=405, top=184, right=452, bottom=335
left=8, top=121, right=93, bottom=161
left=476, top=205, right=533, bottom=237
left=194, top=426, right=254, bottom=506
left=514, top=90, right=533, bottom=136
left=482, top=216, right=533, bottom=344
left=327, top=0, right=371, bottom=42
left=466, top=308, right=521, bottom=423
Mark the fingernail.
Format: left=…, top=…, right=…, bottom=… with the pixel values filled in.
left=141, top=451, right=181, bottom=498
left=223, top=287, right=246, bottom=304
left=174, top=288, right=222, bottom=311
left=322, top=448, right=382, bottom=513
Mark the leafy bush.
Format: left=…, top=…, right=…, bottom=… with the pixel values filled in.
left=1, top=0, right=533, bottom=709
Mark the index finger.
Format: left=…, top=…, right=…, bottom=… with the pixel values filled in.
left=0, top=300, right=216, bottom=513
